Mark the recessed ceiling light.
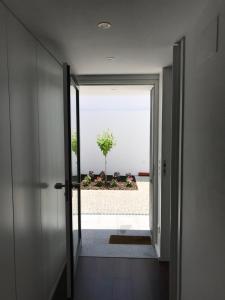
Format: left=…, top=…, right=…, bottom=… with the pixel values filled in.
left=97, top=21, right=112, bottom=30
left=106, top=56, right=115, bottom=61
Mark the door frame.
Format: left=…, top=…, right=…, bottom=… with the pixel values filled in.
left=73, top=74, right=160, bottom=248
left=170, top=37, right=185, bottom=300
left=160, top=66, right=173, bottom=261
left=63, top=64, right=82, bottom=299
left=70, top=77, right=82, bottom=243
left=63, top=63, right=74, bottom=300
left=150, top=86, right=159, bottom=246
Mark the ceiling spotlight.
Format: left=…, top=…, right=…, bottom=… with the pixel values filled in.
left=97, top=21, right=112, bottom=30
left=106, top=56, right=115, bottom=61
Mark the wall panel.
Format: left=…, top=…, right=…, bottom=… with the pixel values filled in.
left=181, top=1, right=225, bottom=299
left=7, top=13, right=43, bottom=300
left=0, top=4, right=16, bottom=299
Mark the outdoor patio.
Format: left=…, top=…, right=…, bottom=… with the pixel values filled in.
left=81, top=176, right=149, bottom=215
left=77, top=177, right=155, bottom=258
left=72, top=177, right=152, bottom=231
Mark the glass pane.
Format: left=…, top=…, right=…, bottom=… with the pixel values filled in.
left=70, top=83, right=79, bottom=255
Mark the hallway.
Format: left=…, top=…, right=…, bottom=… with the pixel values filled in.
left=1, top=1, right=225, bottom=300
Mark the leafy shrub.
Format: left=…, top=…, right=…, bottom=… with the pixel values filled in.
left=89, top=171, right=95, bottom=180
left=95, top=176, right=104, bottom=187
left=99, top=171, right=106, bottom=181
left=97, top=130, right=116, bottom=181
left=82, top=175, right=91, bottom=186
left=126, top=176, right=133, bottom=187
left=82, top=179, right=89, bottom=186
left=84, top=175, right=91, bottom=183
left=111, top=178, right=118, bottom=187
left=71, top=133, right=77, bottom=155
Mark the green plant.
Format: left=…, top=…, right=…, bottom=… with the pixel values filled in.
left=84, top=175, right=91, bottom=183
left=126, top=176, right=133, bottom=187
left=82, top=175, right=91, bottom=186
left=111, top=178, right=118, bottom=187
left=82, top=179, right=89, bottom=186
left=71, top=133, right=77, bottom=155
left=95, top=176, right=104, bottom=187
left=97, top=130, right=116, bottom=181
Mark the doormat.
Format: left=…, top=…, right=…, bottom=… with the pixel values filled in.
left=109, top=235, right=152, bottom=245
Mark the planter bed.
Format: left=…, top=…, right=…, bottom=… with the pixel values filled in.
left=74, top=175, right=138, bottom=190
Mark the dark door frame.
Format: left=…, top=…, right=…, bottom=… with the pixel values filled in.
left=62, top=64, right=82, bottom=299
left=73, top=74, right=160, bottom=247
left=170, top=37, right=185, bottom=300
left=62, top=63, right=74, bottom=300
left=70, top=77, right=82, bottom=243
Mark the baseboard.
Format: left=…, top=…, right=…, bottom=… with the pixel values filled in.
left=49, top=240, right=82, bottom=300
left=49, top=259, right=67, bottom=300
left=154, top=243, right=160, bottom=258
left=158, top=257, right=170, bottom=262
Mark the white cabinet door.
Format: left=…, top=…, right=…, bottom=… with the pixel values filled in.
left=7, top=14, right=43, bottom=300
left=0, top=4, right=16, bottom=299
left=37, top=45, right=66, bottom=300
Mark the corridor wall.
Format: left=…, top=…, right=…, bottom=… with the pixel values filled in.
left=0, top=2, right=66, bottom=300
left=0, top=4, right=16, bottom=299
left=181, top=1, right=225, bottom=299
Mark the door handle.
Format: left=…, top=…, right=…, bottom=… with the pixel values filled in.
left=54, top=182, right=66, bottom=189
left=54, top=182, right=80, bottom=189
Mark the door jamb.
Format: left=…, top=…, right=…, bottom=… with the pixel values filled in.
left=170, top=37, right=185, bottom=300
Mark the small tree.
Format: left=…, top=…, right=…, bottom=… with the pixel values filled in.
left=97, top=130, right=116, bottom=181
left=71, top=133, right=77, bottom=155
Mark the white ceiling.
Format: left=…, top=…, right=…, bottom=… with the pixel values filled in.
left=80, top=85, right=153, bottom=96
left=4, top=0, right=207, bottom=75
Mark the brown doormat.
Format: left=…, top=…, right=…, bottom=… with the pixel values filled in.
left=109, top=235, right=152, bottom=245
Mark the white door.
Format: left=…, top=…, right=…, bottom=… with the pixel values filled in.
left=150, top=86, right=159, bottom=245
left=161, top=66, right=173, bottom=260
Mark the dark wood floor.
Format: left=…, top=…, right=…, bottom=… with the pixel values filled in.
left=74, top=257, right=169, bottom=300
left=53, top=257, right=169, bottom=300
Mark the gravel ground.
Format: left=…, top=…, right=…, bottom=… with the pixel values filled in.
left=76, top=177, right=150, bottom=215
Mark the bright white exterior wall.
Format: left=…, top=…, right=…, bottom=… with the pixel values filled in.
left=181, top=1, right=225, bottom=299
left=76, top=87, right=151, bottom=176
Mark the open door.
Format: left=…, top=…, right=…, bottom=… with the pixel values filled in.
left=150, top=86, right=159, bottom=246
left=70, top=77, right=82, bottom=261
left=150, top=87, right=155, bottom=231
left=160, top=66, right=173, bottom=261
left=55, top=63, right=81, bottom=299
left=170, top=38, right=185, bottom=300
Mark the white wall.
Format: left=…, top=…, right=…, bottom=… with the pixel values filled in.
left=77, top=87, right=151, bottom=176
left=181, top=1, right=225, bottom=299
left=0, top=4, right=66, bottom=300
